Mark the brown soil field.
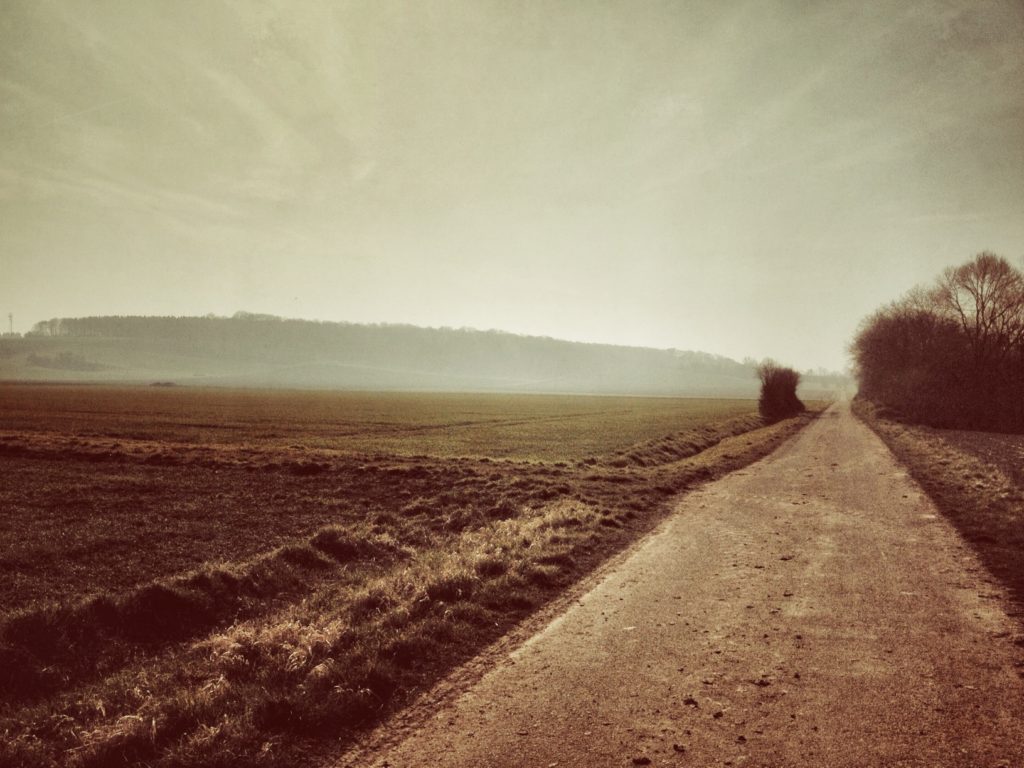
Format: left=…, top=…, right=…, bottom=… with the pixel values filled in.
left=933, top=428, right=1024, bottom=488
left=0, top=384, right=816, bottom=768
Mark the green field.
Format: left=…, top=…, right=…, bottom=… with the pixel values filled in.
left=0, top=385, right=761, bottom=611
left=0, top=384, right=812, bottom=768
left=0, top=384, right=757, bottom=460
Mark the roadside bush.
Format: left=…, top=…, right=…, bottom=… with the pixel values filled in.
left=757, top=360, right=804, bottom=421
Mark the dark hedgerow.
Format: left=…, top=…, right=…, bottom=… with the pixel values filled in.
left=851, top=252, right=1024, bottom=432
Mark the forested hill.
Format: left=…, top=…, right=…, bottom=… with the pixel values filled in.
left=0, top=314, right=842, bottom=397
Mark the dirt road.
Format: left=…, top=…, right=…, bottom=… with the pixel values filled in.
left=340, top=402, right=1024, bottom=767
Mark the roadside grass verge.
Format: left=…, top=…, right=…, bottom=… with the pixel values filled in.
left=601, top=413, right=764, bottom=468
left=1, top=411, right=815, bottom=768
left=853, top=399, right=1024, bottom=615
left=0, top=525, right=404, bottom=704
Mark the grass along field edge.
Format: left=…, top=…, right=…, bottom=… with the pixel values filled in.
left=852, top=398, right=1024, bottom=620
left=0, top=399, right=766, bottom=615
left=0, top=411, right=772, bottom=669
left=0, top=412, right=770, bottom=694
left=2, top=411, right=816, bottom=768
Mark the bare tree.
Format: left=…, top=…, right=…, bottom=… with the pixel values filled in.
left=932, top=252, right=1024, bottom=368
left=853, top=252, right=1024, bottom=430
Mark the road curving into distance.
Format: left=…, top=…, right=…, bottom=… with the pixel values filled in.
left=338, top=401, right=1024, bottom=767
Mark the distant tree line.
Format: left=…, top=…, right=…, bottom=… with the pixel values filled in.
left=853, top=252, right=1024, bottom=431
left=26, top=351, right=105, bottom=372
left=22, top=313, right=762, bottom=395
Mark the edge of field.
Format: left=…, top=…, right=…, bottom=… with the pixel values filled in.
left=852, top=398, right=1024, bottom=620
left=330, top=410, right=820, bottom=768
left=2, top=407, right=819, bottom=768
left=331, top=440, right=768, bottom=768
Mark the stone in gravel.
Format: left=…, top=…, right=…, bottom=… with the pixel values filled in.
left=631, top=757, right=652, bottom=766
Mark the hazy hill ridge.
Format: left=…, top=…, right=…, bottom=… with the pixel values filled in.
left=1, top=313, right=839, bottom=396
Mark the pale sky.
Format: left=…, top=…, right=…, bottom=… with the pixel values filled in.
left=2, top=0, right=1023, bottom=371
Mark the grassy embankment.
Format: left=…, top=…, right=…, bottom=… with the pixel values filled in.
left=1, top=386, right=818, bottom=768
left=853, top=398, right=1024, bottom=619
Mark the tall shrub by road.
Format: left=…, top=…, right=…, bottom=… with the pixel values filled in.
left=757, top=360, right=804, bottom=421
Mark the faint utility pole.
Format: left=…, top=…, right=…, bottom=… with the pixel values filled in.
left=7, top=313, right=11, bottom=335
